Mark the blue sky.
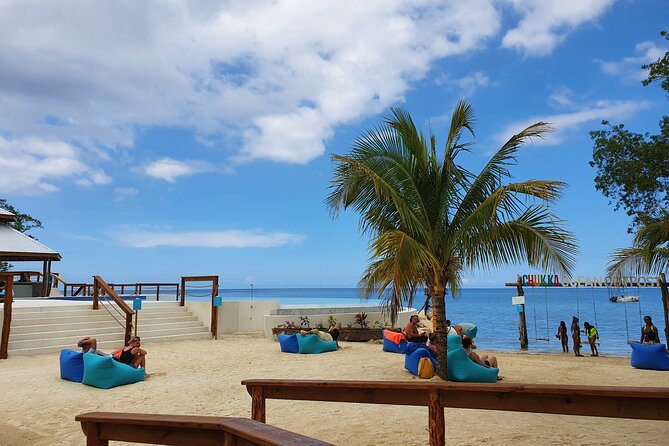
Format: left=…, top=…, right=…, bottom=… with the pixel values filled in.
left=1, top=0, right=667, bottom=288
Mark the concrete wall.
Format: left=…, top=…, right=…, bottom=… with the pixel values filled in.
left=186, top=300, right=280, bottom=337
left=186, top=300, right=416, bottom=339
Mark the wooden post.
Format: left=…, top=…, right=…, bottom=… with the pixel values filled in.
left=180, top=277, right=185, bottom=306
left=659, top=273, right=669, bottom=347
left=156, top=285, right=160, bottom=301
left=93, top=277, right=99, bottom=310
left=211, top=276, right=219, bottom=339
left=41, top=260, right=48, bottom=297
left=516, top=276, right=528, bottom=349
left=427, top=389, right=445, bottom=446
left=250, top=387, right=266, bottom=423
left=125, top=313, right=132, bottom=346
left=1, top=276, right=13, bottom=359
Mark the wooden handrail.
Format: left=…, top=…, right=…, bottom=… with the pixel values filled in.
left=93, top=276, right=134, bottom=345
left=75, top=411, right=333, bottom=446
left=242, top=379, right=669, bottom=446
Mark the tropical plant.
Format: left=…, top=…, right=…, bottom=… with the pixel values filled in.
left=0, top=199, right=44, bottom=272
left=607, top=212, right=669, bottom=278
left=354, top=312, right=368, bottom=328
left=277, top=320, right=298, bottom=329
left=327, top=101, right=577, bottom=379
left=299, top=316, right=310, bottom=328
left=327, top=314, right=338, bottom=328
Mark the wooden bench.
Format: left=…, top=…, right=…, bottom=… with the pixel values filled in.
left=75, top=412, right=334, bottom=446
left=242, top=379, right=669, bottom=446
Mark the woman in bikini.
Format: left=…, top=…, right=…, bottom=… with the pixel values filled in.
left=571, top=316, right=583, bottom=357
left=641, top=316, right=660, bottom=344
left=118, top=336, right=147, bottom=369
left=462, top=336, right=498, bottom=368
left=556, top=320, right=569, bottom=353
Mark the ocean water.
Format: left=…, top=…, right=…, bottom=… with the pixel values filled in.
left=185, top=287, right=667, bottom=356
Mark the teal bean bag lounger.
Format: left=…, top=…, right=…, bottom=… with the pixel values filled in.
left=446, top=347, right=498, bottom=382
left=295, top=333, right=337, bottom=354
left=81, top=353, right=145, bottom=389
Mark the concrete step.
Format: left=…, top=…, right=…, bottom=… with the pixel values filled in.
left=8, top=332, right=212, bottom=356
left=9, top=325, right=210, bottom=350
left=11, top=310, right=196, bottom=326
left=11, top=320, right=206, bottom=340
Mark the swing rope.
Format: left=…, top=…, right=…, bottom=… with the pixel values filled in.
left=575, top=285, right=580, bottom=320
left=623, top=298, right=631, bottom=343
left=543, top=285, right=550, bottom=341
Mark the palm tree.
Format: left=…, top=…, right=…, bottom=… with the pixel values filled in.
left=607, top=212, right=669, bottom=278
left=327, top=100, right=577, bottom=379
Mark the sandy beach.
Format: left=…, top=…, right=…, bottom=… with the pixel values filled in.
left=1, top=337, right=667, bottom=446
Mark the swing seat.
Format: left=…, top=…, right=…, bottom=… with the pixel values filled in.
left=535, top=337, right=550, bottom=342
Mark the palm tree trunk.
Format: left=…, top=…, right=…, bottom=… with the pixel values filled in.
left=432, top=284, right=448, bottom=380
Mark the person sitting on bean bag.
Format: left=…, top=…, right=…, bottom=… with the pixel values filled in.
left=462, top=336, right=498, bottom=368
left=301, top=323, right=342, bottom=347
left=118, top=336, right=147, bottom=370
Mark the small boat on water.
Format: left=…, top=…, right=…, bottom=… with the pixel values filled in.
left=609, top=295, right=640, bottom=303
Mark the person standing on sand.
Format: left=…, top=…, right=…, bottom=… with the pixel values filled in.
left=583, top=322, right=599, bottom=357
left=641, top=316, right=660, bottom=344
left=556, top=320, right=569, bottom=353
left=571, top=316, right=583, bottom=357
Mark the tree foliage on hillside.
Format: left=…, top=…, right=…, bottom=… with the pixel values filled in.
left=589, top=31, right=669, bottom=230
left=0, top=199, right=43, bottom=272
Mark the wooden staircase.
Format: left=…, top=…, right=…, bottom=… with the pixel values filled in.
left=7, top=301, right=210, bottom=356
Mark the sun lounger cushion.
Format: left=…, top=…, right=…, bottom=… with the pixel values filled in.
left=457, top=322, right=477, bottom=338
left=382, top=329, right=407, bottom=353
left=59, top=349, right=85, bottom=382
left=81, top=353, right=145, bottom=389
left=446, top=347, right=499, bottom=382
left=630, top=343, right=669, bottom=371
left=405, top=345, right=436, bottom=376
left=295, top=333, right=337, bottom=354
left=278, top=334, right=300, bottom=353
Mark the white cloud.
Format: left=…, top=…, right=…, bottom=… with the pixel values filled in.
left=120, top=229, right=306, bottom=248
left=501, top=0, right=615, bottom=56
left=144, top=158, right=215, bottom=182
left=0, top=0, right=614, bottom=190
left=113, top=187, right=139, bottom=202
left=548, top=87, right=577, bottom=109
left=0, top=0, right=504, bottom=170
left=434, top=71, right=492, bottom=97
left=495, top=99, right=649, bottom=145
left=596, top=40, right=666, bottom=81
left=0, top=136, right=111, bottom=194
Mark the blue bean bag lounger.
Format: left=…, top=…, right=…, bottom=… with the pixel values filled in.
left=630, top=343, right=669, bottom=371
left=446, top=335, right=463, bottom=351
left=295, top=333, right=337, bottom=354
left=382, top=329, right=408, bottom=353
left=404, top=344, right=436, bottom=376
left=59, top=349, right=85, bottom=382
left=81, top=353, right=145, bottom=389
left=278, top=334, right=300, bottom=353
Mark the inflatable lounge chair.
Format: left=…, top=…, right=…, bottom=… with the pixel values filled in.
left=457, top=322, right=478, bottom=338
left=278, top=334, right=300, bottom=353
left=60, top=349, right=85, bottom=382
left=446, top=347, right=498, bottom=382
left=81, top=353, right=145, bottom=389
left=404, top=345, right=498, bottom=383
left=630, top=343, right=669, bottom=371
left=295, top=333, right=337, bottom=354
left=382, top=329, right=408, bottom=353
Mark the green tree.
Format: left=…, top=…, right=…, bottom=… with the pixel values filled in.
left=327, top=101, right=577, bottom=379
left=0, top=199, right=43, bottom=272
left=589, top=31, right=669, bottom=279
left=590, top=31, right=669, bottom=229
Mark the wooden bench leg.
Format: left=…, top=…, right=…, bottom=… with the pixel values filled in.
left=428, top=389, right=444, bottom=446
left=81, top=422, right=108, bottom=446
left=251, top=387, right=266, bottom=423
